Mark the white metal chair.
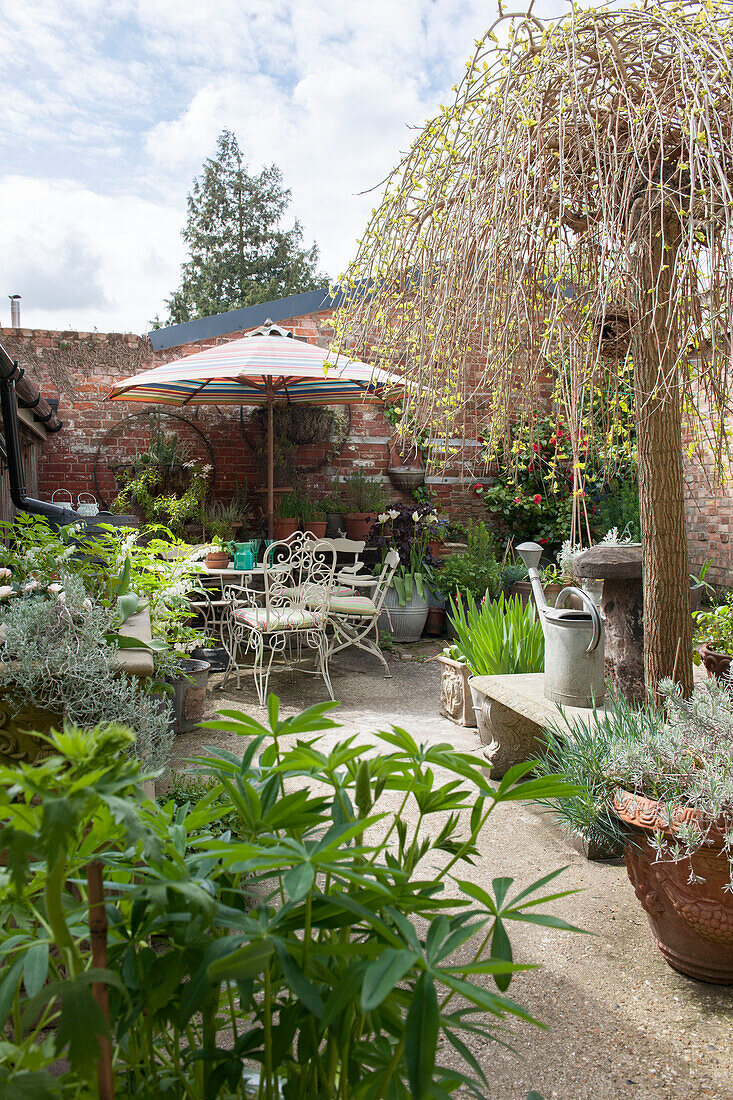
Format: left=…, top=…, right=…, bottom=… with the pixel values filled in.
left=220, top=533, right=337, bottom=704
left=324, top=549, right=400, bottom=676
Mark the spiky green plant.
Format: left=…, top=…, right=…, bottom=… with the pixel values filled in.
left=449, top=592, right=545, bottom=677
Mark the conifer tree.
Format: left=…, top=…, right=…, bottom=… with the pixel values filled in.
left=166, top=130, right=325, bottom=323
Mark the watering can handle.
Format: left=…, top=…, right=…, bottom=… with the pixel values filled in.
left=555, top=586, right=602, bottom=654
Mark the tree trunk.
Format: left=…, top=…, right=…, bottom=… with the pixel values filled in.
left=632, top=207, right=693, bottom=697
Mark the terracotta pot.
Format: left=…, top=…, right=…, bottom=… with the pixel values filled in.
left=305, top=520, right=327, bottom=538
left=427, top=540, right=443, bottom=557
left=343, top=513, right=376, bottom=541
left=205, top=551, right=230, bottom=569
left=273, top=517, right=299, bottom=539
left=613, top=788, right=733, bottom=984
left=698, top=644, right=733, bottom=681
left=424, top=606, right=446, bottom=636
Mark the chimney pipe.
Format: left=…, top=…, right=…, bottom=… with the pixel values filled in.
left=9, top=295, right=21, bottom=328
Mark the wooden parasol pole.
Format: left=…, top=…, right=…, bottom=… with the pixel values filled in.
left=266, top=380, right=274, bottom=538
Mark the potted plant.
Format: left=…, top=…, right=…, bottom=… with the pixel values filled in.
left=446, top=594, right=544, bottom=767
left=299, top=496, right=327, bottom=538
left=694, top=589, right=733, bottom=680
left=537, top=678, right=733, bottom=983
left=370, top=503, right=440, bottom=641
left=274, top=489, right=301, bottom=539
left=205, top=535, right=231, bottom=569
left=432, top=522, right=502, bottom=637
left=338, top=471, right=388, bottom=540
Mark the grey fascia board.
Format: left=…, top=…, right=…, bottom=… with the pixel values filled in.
left=148, top=287, right=344, bottom=351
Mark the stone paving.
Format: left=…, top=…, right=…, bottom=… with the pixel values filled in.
left=170, top=642, right=733, bottom=1100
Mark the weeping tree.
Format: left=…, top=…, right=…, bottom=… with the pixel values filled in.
left=334, top=1, right=733, bottom=696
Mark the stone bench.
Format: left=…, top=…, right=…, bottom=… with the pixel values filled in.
left=469, top=672, right=611, bottom=779
left=470, top=672, right=617, bottom=859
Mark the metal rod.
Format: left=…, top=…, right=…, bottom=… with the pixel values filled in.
left=267, top=381, right=274, bottom=538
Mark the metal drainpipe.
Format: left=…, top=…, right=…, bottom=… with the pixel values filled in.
left=0, top=340, right=80, bottom=524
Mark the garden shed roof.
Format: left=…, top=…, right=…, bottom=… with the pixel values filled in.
left=147, top=286, right=343, bottom=352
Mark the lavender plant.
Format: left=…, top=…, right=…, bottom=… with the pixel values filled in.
left=537, top=679, right=733, bottom=886
left=0, top=575, right=173, bottom=770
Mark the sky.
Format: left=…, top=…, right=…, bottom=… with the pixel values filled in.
left=1, top=0, right=569, bottom=336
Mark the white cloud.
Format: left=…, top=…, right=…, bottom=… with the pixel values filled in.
left=1, top=0, right=573, bottom=333
left=0, top=177, right=183, bottom=332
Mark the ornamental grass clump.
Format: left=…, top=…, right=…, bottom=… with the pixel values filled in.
left=537, top=679, right=733, bottom=886
left=449, top=592, right=545, bottom=677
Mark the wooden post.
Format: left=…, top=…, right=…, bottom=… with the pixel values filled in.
left=86, top=860, right=114, bottom=1100
left=633, top=207, right=692, bottom=697
left=266, top=382, right=274, bottom=539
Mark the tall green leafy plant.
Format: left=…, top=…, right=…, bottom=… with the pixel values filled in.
left=449, top=592, right=545, bottom=676
left=0, top=701, right=581, bottom=1098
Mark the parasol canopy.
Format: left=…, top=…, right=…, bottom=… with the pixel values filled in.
left=108, top=321, right=406, bottom=535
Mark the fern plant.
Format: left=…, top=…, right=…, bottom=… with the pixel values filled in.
left=449, top=592, right=545, bottom=676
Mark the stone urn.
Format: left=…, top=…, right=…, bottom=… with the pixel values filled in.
left=613, top=788, right=733, bottom=984
left=698, top=644, right=733, bottom=682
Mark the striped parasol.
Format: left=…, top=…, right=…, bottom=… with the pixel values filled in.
left=108, top=321, right=406, bottom=535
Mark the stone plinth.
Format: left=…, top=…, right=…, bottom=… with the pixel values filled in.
left=574, top=545, right=644, bottom=703
left=437, top=654, right=477, bottom=727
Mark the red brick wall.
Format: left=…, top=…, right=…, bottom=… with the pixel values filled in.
left=8, top=319, right=727, bottom=575
left=0, top=315, right=486, bottom=526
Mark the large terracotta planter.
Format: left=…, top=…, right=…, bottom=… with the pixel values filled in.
left=273, top=517, right=299, bottom=540
left=698, top=644, right=733, bottom=681
left=305, top=520, right=327, bottom=538
left=343, top=513, right=376, bottom=541
left=613, top=788, right=733, bottom=984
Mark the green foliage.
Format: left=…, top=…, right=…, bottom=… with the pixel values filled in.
left=337, top=470, right=389, bottom=513
left=165, top=130, right=326, bottom=324
left=0, top=514, right=209, bottom=671
left=0, top=702, right=582, bottom=1097
left=694, top=590, right=733, bottom=654
left=448, top=592, right=545, bottom=677
left=112, top=458, right=211, bottom=537
left=536, top=678, right=733, bottom=882
left=433, top=525, right=502, bottom=602
left=593, top=475, right=641, bottom=541
left=0, top=576, right=173, bottom=770
left=500, top=560, right=529, bottom=589
left=199, top=497, right=248, bottom=543
left=476, top=412, right=637, bottom=550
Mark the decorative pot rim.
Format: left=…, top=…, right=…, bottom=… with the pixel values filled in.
left=699, top=643, right=733, bottom=659
left=612, top=787, right=729, bottom=845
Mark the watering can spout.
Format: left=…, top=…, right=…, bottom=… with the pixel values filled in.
left=516, top=540, right=547, bottom=614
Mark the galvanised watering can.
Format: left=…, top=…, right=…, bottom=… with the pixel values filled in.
left=516, top=541, right=604, bottom=707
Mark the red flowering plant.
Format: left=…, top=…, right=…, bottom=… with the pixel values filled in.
left=476, top=413, right=598, bottom=549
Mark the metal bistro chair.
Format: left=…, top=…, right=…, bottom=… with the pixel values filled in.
left=221, top=533, right=337, bottom=704
left=323, top=549, right=400, bottom=676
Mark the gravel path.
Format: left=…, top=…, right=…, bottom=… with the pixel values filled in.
left=170, top=644, right=733, bottom=1100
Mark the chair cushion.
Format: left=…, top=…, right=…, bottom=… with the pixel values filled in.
left=233, top=607, right=324, bottom=632
left=286, top=583, right=355, bottom=600
left=324, top=594, right=377, bottom=617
